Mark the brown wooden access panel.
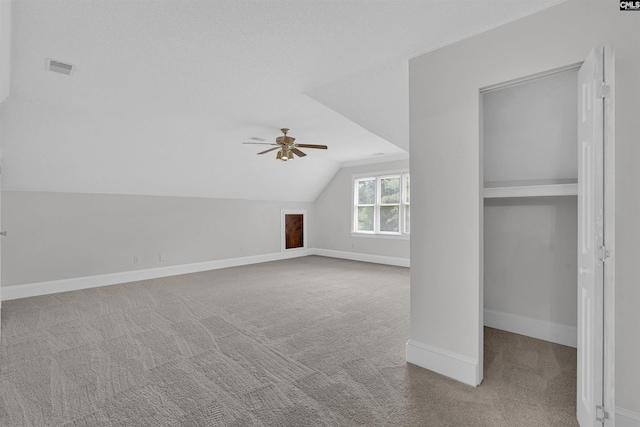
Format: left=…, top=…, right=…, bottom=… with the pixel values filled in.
left=284, top=214, right=304, bottom=249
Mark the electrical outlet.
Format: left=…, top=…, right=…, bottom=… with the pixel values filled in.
left=159, top=253, right=165, bottom=262
left=133, top=256, right=140, bottom=263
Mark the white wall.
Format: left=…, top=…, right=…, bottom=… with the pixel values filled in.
left=409, top=0, right=640, bottom=414
left=313, top=158, right=409, bottom=265
left=1, top=190, right=313, bottom=287
left=483, top=70, right=578, bottom=184
left=0, top=0, right=10, bottom=104
left=484, top=197, right=577, bottom=327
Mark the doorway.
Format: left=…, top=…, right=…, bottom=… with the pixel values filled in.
left=481, top=67, right=580, bottom=349
left=480, top=45, right=614, bottom=427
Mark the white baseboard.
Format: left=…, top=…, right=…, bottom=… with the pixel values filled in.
left=313, top=248, right=410, bottom=268
left=484, top=309, right=577, bottom=348
left=1, top=249, right=315, bottom=301
left=406, top=339, right=480, bottom=386
left=617, top=407, right=640, bottom=427
left=1, top=248, right=409, bottom=301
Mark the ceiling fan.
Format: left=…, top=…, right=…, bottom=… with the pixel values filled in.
left=243, top=128, right=328, bottom=161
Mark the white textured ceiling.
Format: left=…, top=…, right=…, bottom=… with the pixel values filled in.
left=1, top=0, right=564, bottom=201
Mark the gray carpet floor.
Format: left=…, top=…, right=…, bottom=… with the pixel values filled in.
left=0, top=256, right=577, bottom=426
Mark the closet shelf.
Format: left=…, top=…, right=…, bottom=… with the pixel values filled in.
left=484, top=183, right=578, bottom=198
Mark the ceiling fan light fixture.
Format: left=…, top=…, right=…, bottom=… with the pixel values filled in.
left=244, top=128, right=327, bottom=161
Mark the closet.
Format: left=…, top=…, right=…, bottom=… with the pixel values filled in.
left=482, top=68, right=579, bottom=348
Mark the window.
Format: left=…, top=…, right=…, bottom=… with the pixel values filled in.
left=353, top=171, right=410, bottom=236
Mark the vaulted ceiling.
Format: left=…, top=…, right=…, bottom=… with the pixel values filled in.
left=1, top=0, right=563, bottom=201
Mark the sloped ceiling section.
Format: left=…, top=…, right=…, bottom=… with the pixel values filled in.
left=1, top=0, right=564, bottom=202
left=306, top=60, right=410, bottom=152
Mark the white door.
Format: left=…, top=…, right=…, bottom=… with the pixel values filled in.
left=577, top=45, right=612, bottom=427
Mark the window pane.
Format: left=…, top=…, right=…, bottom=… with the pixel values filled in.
left=381, top=177, right=400, bottom=204
left=357, top=179, right=375, bottom=205
left=404, top=175, right=410, bottom=203
left=404, top=204, right=410, bottom=233
left=357, top=206, right=374, bottom=231
left=380, top=205, right=399, bottom=232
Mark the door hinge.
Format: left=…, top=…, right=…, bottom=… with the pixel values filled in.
left=598, top=82, right=610, bottom=99
left=599, top=245, right=611, bottom=263
left=596, top=405, right=609, bottom=423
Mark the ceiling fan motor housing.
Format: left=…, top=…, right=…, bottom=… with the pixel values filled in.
left=276, top=136, right=296, bottom=145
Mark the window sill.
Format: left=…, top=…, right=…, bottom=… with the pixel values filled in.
left=351, top=232, right=410, bottom=240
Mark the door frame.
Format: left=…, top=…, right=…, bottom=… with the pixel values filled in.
left=602, top=45, right=615, bottom=427
left=281, top=209, right=307, bottom=252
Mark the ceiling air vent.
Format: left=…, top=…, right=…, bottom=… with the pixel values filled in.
left=46, top=58, right=74, bottom=76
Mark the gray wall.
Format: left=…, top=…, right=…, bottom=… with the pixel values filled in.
left=410, top=0, right=639, bottom=412
left=313, top=159, right=410, bottom=261
left=1, top=158, right=412, bottom=288
left=1, top=191, right=313, bottom=286
left=484, top=197, right=577, bottom=327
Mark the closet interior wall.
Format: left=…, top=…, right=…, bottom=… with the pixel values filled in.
left=482, top=70, right=579, bottom=345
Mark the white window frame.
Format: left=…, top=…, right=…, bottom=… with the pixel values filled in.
left=402, top=173, right=410, bottom=234
left=352, top=170, right=410, bottom=239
